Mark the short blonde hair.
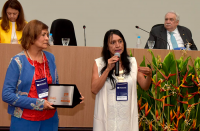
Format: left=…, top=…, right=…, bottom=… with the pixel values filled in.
left=20, top=20, right=48, bottom=50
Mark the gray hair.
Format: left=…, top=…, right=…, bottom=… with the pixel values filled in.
left=165, top=10, right=180, bottom=21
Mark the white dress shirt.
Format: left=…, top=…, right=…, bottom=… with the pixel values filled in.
left=167, top=28, right=184, bottom=50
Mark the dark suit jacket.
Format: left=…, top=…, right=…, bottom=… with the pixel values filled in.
left=144, top=25, right=198, bottom=50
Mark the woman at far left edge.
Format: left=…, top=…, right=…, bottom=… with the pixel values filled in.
left=0, top=0, right=26, bottom=44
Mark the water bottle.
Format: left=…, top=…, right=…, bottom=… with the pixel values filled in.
left=136, top=36, right=141, bottom=48
left=49, top=33, right=54, bottom=45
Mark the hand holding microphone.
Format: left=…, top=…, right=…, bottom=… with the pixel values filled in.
left=106, top=53, right=120, bottom=76
left=114, top=53, right=120, bottom=76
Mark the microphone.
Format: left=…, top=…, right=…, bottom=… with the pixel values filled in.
left=114, top=52, right=120, bottom=76
left=83, top=25, right=86, bottom=46
left=135, top=25, right=170, bottom=50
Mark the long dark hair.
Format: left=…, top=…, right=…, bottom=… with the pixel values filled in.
left=1, top=0, right=26, bottom=32
left=101, top=29, right=130, bottom=89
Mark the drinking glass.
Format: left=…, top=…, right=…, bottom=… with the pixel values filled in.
left=148, top=40, right=155, bottom=49
left=62, top=38, right=70, bottom=46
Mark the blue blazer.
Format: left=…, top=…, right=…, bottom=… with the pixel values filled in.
left=2, top=51, right=59, bottom=118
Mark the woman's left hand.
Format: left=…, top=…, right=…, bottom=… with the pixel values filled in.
left=80, top=93, right=84, bottom=104
left=138, top=67, right=152, bottom=77
left=137, top=67, right=152, bottom=91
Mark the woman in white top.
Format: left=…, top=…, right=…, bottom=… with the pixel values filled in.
left=91, top=29, right=152, bottom=131
left=0, top=0, right=26, bottom=44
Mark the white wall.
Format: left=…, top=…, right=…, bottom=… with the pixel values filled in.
left=1, top=0, right=200, bottom=49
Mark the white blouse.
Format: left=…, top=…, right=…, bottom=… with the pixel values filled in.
left=107, top=72, right=133, bottom=131
left=11, top=22, right=17, bottom=44
left=93, top=57, right=138, bottom=131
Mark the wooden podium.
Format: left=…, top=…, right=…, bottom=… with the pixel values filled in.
left=0, top=44, right=199, bottom=128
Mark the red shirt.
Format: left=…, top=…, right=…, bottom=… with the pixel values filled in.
left=22, top=54, right=56, bottom=121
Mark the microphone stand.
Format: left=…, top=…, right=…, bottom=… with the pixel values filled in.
left=83, top=25, right=86, bottom=46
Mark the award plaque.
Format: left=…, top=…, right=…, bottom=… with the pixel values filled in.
left=47, top=84, right=82, bottom=108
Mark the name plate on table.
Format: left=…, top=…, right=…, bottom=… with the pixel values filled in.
left=174, top=47, right=186, bottom=50
left=47, top=84, right=82, bottom=108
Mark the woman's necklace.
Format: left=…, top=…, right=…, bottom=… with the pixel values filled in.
left=115, top=70, right=125, bottom=82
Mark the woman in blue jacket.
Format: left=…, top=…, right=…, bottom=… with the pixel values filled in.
left=2, top=20, right=59, bottom=131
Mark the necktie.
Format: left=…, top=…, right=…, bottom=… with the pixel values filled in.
left=169, top=32, right=178, bottom=49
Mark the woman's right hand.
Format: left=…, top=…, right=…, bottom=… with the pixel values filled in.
left=43, top=100, right=55, bottom=110
left=107, top=55, right=119, bottom=71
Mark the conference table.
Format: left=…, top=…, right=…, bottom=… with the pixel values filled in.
left=0, top=44, right=199, bottom=129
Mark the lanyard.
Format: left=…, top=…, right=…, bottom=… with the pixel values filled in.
left=26, top=50, right=46, bottom=80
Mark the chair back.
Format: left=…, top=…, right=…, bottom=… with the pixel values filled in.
left=50, top=19, right=77, bottom=46
left=151, top=24, right=164, bottom=29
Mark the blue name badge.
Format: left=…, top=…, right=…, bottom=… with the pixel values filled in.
left=116, top=82, right=128, bottom=101
left=35, top=78, right=49, bottom=99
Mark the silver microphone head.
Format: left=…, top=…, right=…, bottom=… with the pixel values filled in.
left=114, top=52, right=120, bottom=58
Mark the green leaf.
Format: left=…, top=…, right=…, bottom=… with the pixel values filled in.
left=188, top=65, right=194, bottom=74
left=180, top=57, right=191, bottom=76
left=194, top=57, right=200, bottom=66
left=148, top=49, right=157, bottom=69
left=168, top=61, right=177, bottom=85
left=140, top=56, right=146, bottom=67
left=163, top=52, right=174, bottom=71
left=195, top=61, right=200, bottom=77
left=129, top=49, right=133, bottom=57
left=161, top=63, right=168, bottom=76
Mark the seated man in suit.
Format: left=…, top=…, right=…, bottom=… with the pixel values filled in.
left=145, top=11, right=198, bottom=50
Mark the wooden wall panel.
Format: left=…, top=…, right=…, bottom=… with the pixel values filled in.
left=0, top=44, right=22, bottom=126
left=46, top=46, right=102, bottom=127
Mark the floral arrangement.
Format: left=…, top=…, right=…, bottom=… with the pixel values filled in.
left=136, top=50, right=200, bottom=131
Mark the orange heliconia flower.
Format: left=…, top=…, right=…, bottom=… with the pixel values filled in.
left=139, top=121, right=142, bottom=129
left=191, top=119, right=196, bottom=130
left=149, top=121, right=152, bottom=131
left=145, top=103, right=152, bottom=117
left=148, top=94, right=173, bottom=111
left=155, top=110, right=161, bottom=121
left=170, top=109, right=176, bottom=122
